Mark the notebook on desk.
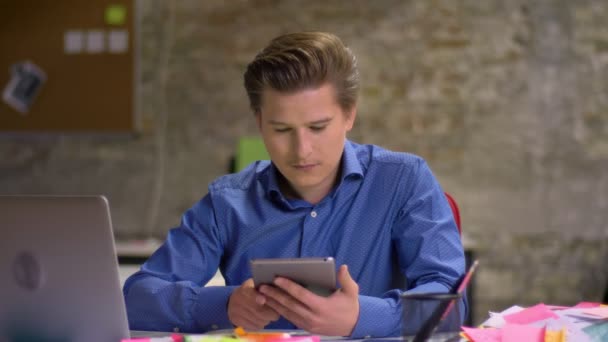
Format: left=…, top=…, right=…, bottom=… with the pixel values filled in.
left=0, top=195, right=130, bottom=341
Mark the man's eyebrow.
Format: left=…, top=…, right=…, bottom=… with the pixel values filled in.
left=309, top=117, right=333, bottom=125
left=268, top=117, right=333, bottom=125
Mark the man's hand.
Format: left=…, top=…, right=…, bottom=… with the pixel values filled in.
left=227, top=278, right=280, bottom=330
left=259, top=264, right=360, bottom=336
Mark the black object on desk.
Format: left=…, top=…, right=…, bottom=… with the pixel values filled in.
left=411, top=260, right=479, bottom=342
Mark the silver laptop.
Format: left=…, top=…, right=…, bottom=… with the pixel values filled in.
left=0, top=195, right=130, bottom=342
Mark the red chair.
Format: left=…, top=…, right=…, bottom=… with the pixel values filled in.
left=444, top=192, right=461, bottom=236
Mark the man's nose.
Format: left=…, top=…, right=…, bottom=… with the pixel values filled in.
left=294, top=130, right=312, bottom=159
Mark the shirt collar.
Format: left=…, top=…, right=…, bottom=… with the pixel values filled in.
left=264, top=139, right=363, bottom=203
left=341, top=139, right=364, bottom=181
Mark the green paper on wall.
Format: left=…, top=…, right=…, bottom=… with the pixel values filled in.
left=105, top=4, right=126, bottom=25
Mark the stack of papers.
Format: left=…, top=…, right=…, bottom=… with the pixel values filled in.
left=461, top=302, right=608, bottom=342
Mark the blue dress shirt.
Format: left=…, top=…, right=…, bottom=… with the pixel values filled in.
left=123, top=140, right=466, bottom=338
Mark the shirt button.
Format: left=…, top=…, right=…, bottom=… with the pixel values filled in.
left=173, top=327, right=180, bottom=332
left=211, top=324, right=219, bottom=330
left=310, top=211, right=317, bottom=218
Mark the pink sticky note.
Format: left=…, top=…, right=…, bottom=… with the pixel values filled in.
left=503, top=303, right=559, bottom=324
left=545, top=305, right=570, bottom=311
left=461, top=326, right=501, bottom=342
left=502, top=323, right=545, bottom=342
left=573, top=301, right=602, bottom=309
left=583, top=307, right=608, bottom=318
left=266, top=337, right=320, bottom=342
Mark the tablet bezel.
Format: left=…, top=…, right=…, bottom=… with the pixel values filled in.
left=250, top=257, right=337, bottom=297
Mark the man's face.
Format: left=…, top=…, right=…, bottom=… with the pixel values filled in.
left=256, top=83, right=356, bottom=201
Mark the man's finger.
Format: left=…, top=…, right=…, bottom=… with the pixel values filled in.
left=233, top=313, right=265, bottom=331
left=337, top=264, right=358, bottom=295
left=273, top=277, right=320, bottom=306
left=264, top=296, right=308, bottom=329
left=261, top=282, right=316, bottom=323
left=255, top=294, right=266, bottom=305
left=257, top=303, right=281, bottom=321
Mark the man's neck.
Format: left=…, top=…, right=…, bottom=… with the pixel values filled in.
left=282, top=184, right=330, bottom=205
left=278, top=165, right=342, bottom=205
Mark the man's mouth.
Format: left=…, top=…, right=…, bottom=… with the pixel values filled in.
left=293, top=163, right=318, bottom=170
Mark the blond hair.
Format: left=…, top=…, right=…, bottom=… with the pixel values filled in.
left=244, top=32, right=359, bottom=114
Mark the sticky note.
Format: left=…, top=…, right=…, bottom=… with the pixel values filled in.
left=184, top=336, right=239, bottom=342
left=64, top=30, right=83, bottom=54
left=461, top=326, right=501, bottom=342
left=105, top=4, right=127, bottom=25
left=544, top=328, right=566, bottom=342
left=108, top=30, right=129, bottom=53
left=582, top=321, right=608, bottom=340
left=503, top=303, right=559, bottom=324
left=583, top=307, right=608, bottom=319
left=86, top=30, right=105, bottom=53
left=573, top=302, right=602, bottom=309
left=121, top=335, right=181, bottom=342
left=502, top=323, right=544, bottom=342
left=265, top=337, right=320, bottom=342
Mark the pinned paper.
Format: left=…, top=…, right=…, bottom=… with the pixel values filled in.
left=2, top=61, right=46, bottom=114
left=86, top=30, right=105, bottom=53
left=108, top=30, right=129, bottom=53
left=64, top=30, right=84, bottom=54
left=105, top=4, right=127, bottom=25
left=503, top=303, right=559, bottom=325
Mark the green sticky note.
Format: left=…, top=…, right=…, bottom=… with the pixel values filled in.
left=105, top=4, right=126, bottom=25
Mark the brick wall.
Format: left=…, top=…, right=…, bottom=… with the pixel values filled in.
left=2, top=0, right=607, bottom=323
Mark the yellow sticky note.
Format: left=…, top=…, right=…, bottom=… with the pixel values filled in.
left=544, top=327, right=566, bottom=342
left=105, top=4, right=127, bottom=25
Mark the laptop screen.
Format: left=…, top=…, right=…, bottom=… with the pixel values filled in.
left=0, top=195, right=130, bottom=341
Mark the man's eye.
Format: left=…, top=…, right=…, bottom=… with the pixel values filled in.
left=311, top=126, right=326, bottom=132
left=274, top=127, right=290, bottom=133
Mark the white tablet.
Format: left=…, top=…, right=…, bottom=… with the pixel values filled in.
left=250, top=257, right=337, bottom=297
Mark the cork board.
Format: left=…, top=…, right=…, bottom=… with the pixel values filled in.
left=0, top=0, right=138, bottom=133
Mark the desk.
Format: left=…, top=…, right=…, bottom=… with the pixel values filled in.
left=129, top=330, right=465, bottom=341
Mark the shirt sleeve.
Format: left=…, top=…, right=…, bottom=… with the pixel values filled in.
left=351, top=159, right=468, bottom=338
left=123, top=195, right=232, bottom=333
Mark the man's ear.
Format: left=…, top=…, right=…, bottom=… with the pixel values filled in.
left=345, top=106, right=357, bottom=131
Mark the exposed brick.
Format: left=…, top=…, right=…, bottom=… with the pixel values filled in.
left=1, top=0, right=608, bottom=324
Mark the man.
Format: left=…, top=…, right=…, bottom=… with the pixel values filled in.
left=123, top=31, right=466, bottom=338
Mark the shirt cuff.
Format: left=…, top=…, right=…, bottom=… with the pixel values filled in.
left=192, top=285, right=238, bottom=332
left=350, top=294, right=402, bottom=338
